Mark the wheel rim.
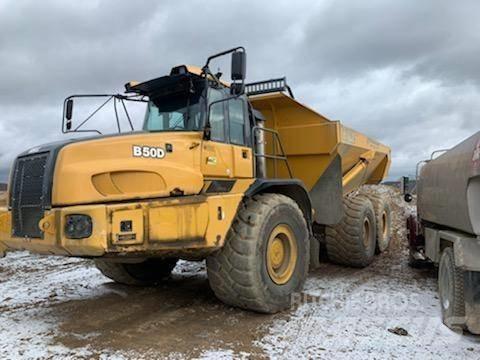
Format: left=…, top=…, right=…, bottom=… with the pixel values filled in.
left=439, top=256, right=452, bottom=310
left=362, top=218, right=371, bottom=247
left=266, top=224, right=297, bottom=285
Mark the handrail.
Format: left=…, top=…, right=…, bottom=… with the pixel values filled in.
left=252, top=126, right=293, bottom=178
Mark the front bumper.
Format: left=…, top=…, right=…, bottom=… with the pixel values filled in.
left=0, top=193, right=242, bottom=258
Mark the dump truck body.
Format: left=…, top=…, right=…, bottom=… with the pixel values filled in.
left=0, top=78, right=390, bottom=259
left=250, top=92, right=390, bottom=224
left=0, top=48, right=391, bottom=312
left=408, top=131, right=480, bottom=334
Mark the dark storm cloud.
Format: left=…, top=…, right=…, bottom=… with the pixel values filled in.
left=0, top=0, right=479, bottom=181
left=293, top=0, right=480, bottom=86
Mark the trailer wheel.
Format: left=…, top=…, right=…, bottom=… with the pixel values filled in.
left=438, top=247, right=466, bottom=331
left=206, top=193, right=309, bottom=313
left=94, top=258, right=178, bottom=286
left=325, top=195, right=376, bottom=268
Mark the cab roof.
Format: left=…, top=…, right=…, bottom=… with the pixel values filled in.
left=125, top=65, right=229, bottom=96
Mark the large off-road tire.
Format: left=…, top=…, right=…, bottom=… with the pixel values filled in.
left=206, top=193, right=309, bottom=313
left=94, top=258, right=178, bottom=286
left=325, top=194, right=376, bottom=268
left=439, top=247, right=466, bottom=331
left=367, top=192, right=392, bottom=253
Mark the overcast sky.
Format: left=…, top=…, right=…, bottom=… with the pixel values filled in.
left=0, top=0, right=479, bottom=181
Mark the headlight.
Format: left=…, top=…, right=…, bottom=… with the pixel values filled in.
left=65, top=214, right=92, bottom=239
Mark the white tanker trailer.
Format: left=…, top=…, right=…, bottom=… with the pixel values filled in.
left=406, top=131, right=480, bottom=334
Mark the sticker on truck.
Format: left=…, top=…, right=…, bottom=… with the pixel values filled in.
left=132, top=145, right=166, bottom=159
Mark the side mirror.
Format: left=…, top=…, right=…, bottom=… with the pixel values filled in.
left=65, top=99, right=74, bottom=130
left=404, top=193, right=413, bottom=203
left=231, top=51, right=246, bottom=81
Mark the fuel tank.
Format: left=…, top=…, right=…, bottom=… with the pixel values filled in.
left=418, top=131, right=480, bottom=235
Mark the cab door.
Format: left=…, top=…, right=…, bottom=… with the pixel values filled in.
left=226, top=97, right=253, bottom=178
left=201, top=89, right=253, bottom=179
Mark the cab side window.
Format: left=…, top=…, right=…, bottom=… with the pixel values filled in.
left=208, top=89, right=225, bottom=142
left=228, top=99, right=246, bottom=145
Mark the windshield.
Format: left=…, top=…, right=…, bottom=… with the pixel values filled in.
left=143, top=88, right=204, bottom=132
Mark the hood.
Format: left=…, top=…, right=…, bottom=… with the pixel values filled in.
left=51, top=131, right=204, bottom=206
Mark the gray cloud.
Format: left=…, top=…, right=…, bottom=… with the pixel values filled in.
left=0, top=0, right=479, bottom=182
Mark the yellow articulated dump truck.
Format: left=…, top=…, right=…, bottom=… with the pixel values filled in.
left=0, top=47, right=390, bottom=313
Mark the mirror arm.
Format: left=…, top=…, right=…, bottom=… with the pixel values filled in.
left=204, top=46, right=245, bottom=68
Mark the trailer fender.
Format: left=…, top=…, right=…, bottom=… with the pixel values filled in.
left=425, top=227, right=480, bottom=271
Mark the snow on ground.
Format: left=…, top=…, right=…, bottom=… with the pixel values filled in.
left=258, top=258, right=479, bottom=359
left=0, top=186, right=479, bottom=359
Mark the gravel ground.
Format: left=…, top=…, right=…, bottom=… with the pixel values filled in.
left=0, top=186, right=479, bottom=359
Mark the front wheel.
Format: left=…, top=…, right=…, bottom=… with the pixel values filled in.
left=206, top=193, right=309, bottom=313
left=94, top=258, right=178, bottom=286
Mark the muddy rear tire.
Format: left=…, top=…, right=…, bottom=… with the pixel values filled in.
left=94, top=258, right=178, bottom=286
left=206, top=193, right=309, bottom=313
left=325, top=194, right=376, bottom=268
left=439, top=247, right=466, bottom=331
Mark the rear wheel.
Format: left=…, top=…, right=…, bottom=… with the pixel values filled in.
left=369, top=193, right=392, bottom=253
left=438, top=247, right=466, bottom=331
left=325, top=194, right=376, bottom=268
left=94, top=258, right=178, bottom=286
left=206, top=193, right=309, bottom=313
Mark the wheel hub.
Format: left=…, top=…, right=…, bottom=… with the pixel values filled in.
left=381, top=211, right=388, bottom=238
left=266, top=224, right=297, bottom=285
left=270, top=238, right=285, bottom=268
left=363, top=218, right=371, bottom=247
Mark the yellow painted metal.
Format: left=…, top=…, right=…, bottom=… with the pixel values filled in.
left=53, top=132, right=204, bottom=206
left=149, top=201, right=208, bottom=242
left=0, top=207, right=7, bottom=257
left=249, top=92, right=390, bottom=194
left=266, top=224, right=298, bottom=285
left=52, top=131, right=253, bottom=207
left=0, top=179, right=255, bottom=257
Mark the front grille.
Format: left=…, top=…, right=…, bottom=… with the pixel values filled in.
left=11, top=152, right=49, bottom=238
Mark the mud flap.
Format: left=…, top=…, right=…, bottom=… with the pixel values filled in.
left=464, top=271, right=480, bottom=334
left=309, top=155, right=343, bottom=225
left=0, top=242, right=6, bottom=258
